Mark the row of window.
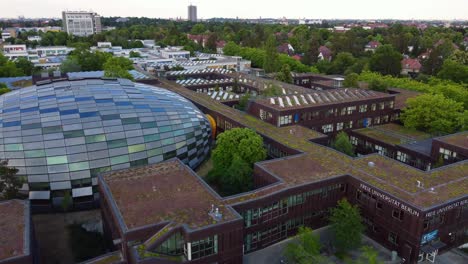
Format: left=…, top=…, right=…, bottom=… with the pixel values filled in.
left=242, top=184, right=345, bottom=227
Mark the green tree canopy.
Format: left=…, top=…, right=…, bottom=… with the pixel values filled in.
left=401, top=94, right=466, bottom=134
left=208, top=128, right=266, bottom=196
left=343, top=73, right=359, bottom=88
left=14, top=57, right=34, bottom=75
left=129, top=51, right=141, bottom=58
left=332, top=132, right=355, bottom=156
left=191, top=23, right=207, bottom=35
left=368, top=78, right=388, bottom=92
left=0, top=160, right=22, bottom=200
left=263, top=36, right=280, bottom=73
left=103, top=57, right=134, bottom=80
left=284, top=227, right=331, bottom=264
left=330, top=52, right=356, bottom=74
left=276, top=64, right=293, bottom=83
left=369, top=44, right=403, bottom=76
left=60, top=57, right=82, bottom=73
left=437, top=59, right=468, bottom=84
left=329, top=199, right=364, bottom=253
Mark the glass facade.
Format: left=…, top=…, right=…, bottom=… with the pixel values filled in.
left=0, top=79, right=212, bottom=200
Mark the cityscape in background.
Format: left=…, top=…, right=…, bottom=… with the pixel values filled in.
left=0, top=2, right=467, bottom=264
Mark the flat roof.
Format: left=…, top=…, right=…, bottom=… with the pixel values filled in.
left=101, top=159, right=236, bottom=230
left=255, top=89, right=393, bottom=110
left=435, top=131, right=468, bottom=149
left=354, top=123, right=431, bottom=146
left=160, top=80, right=468, bottom=209
left=388, top=87, right=421, bottom=110
left=0, top=200, right=29, bottom=261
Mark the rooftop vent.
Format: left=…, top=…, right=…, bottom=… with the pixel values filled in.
left=208, top=204, right=223, bottom=222
left=429, top=187, right=436, bottom=193
left=416, top=181, right=424, bottom=189
left=368, top=161, right=375, bottom=167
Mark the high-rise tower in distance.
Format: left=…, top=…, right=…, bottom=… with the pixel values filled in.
left=188, top=5, right=197, bottom=22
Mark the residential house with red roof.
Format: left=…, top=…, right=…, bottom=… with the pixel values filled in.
left=365, top=41, right=381, bottom=53
left=318, top=46, right=332, bottom=61
left=401, top=58, right=422, bottom=75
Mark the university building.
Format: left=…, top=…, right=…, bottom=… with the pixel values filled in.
left=95, top=79, right=467, bottom=264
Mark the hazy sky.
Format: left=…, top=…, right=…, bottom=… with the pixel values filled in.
left=6, top=0, right=468, bottom=20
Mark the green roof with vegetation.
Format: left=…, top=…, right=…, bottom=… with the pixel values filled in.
left=354, top=123, right=431, bottom=146
left=159, top=80, right=467, bottom=209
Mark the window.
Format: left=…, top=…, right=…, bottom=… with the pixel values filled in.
left=392, top=209, right=404, bottom=221
left=279, top=115, right=292, bottom=126
left=128, top=144, right=146, bottom=153
left=388, top=232, right=398, bottom=245
left=375, top=145, right=387, bottom=156
left=85, top=134, right=106, bottom=144
left=190, top=235, right=218, bottom=260
left=322, top=124, right=333, bottom=133
left=47, top=156, right=68, bottom=165
left=379, top=102, right=385, bottom=110
left=155, top=232, right=184, bottom=256
left=371, top=103, right=376, bottom=111
left=336, top=122, right=344, bottom=131
left=259, top=109, right=267, bottom=120
left=439, top=148, right=456, bottom=160
left=396, top=151, right=408, bottom=163
left=347, top=106, right=356, bottom=115
left=350, top=136, right=358, bottom=146
left=69, top=161, right=90, bottom=171
left=376, top=202, right=383, bottom=210
left=359, top=105, right=368, bottom=113
left=374, top=116, right=381, bottom=125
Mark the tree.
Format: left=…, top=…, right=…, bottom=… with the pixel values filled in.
left=332, top=132, right=355, bottom=156
left=205, top=34, right=218, bottom=53
left=422, top=39, right=456, bottom=75
left=276, top=64, right=293, bottom=83
left=14, top=57, right=34, bottom=75
left=369, top=44, right=402, bottom=76
left=61, top=191, right=72, bottom=211
left=129, top=51, right=141, bottom=58
left=329, top=199, right=364, bottom=253
left=284, top=227, right=331, bottom=264
left=344, top=73, right=359, bottom=88
left=368, top=78, right=388, bottom=92
left=449, top=50, right=468, bottom=65
left=208, top=128, right=266, bottom=195
left=0, top=87, right=11, bottom=95
left=301, top=38, right=320, bottom=65
left=354, top=246, right=383, bottom=264
left=0, top=160, right=22, bottom=200
left=191, top=23, right=206, bottom=35
left=60, top=57, right=82, bottom=73
left=103, top=56, right=134, bottom=80
left=237, top=93, right=251, bottom=111
left=262, top=84, right=283, bottom=97
left=69, top=49, right=112, bottom=71
left=263, top=36, right=280, bottom=73
left=401, top=94, right=465, bottom=134
left=437, top=60, right=468, bottom=84
left=330, top=52, right=356, bottom=74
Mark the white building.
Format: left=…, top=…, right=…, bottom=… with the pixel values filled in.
left=27, top=36, right=42, bottom=42
left=160, top=47, right=190, bottom=59
left=62, top=11, right=102, bottom=36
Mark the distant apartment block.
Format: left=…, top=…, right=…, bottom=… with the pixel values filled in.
left=188, top=5, right=198, bottom=22
left=62, top=11, right=102, bottom=36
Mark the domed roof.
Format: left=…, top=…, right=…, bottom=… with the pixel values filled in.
left=0, top=78, right=211, bottom=202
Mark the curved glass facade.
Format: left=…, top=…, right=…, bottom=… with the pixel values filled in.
left=0, top=78, right=211, bottom=202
